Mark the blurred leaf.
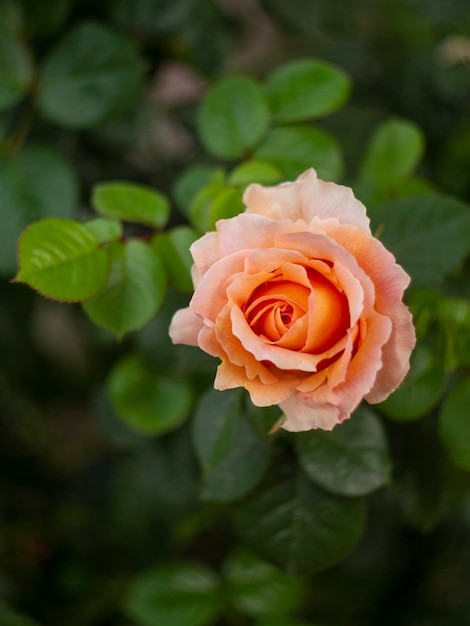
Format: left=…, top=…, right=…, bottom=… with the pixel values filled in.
left=256, top=619, right=322, bottom=626
left=198, top=77, right=270, bottom=159
left=371, top=194, right=470, bottom=288
left=295, top=405, right=392, bottom=496
left=359, top=118, right=425, bottom=187
left=124, top=562, right=223, bottom=626
left=21, top=0, right=73, bottom=37
left=15, top=218, right=109, bottom=302
left=254, top=125, right=343, bottom=181
left=111, top=0, right=191, bottom=35
left=0, top=144, right=78, bottom=275
left=0, top=30, right=34, bottom=112
left=192, top=389, right=271, bottom=502
left=228, top=160, right=283, bottom=187
left=223, top=549, right=305, bottom=617
left=84, top=217, right=123, bottom=243
left=234, top=462, right=365, bottom=574
left=379, top=345, right=446, bottom=421
left=92, top=181, right=170, bottom=229
left=208, top=187, right=244, bottom=228
left=152, top=226, right=198, bottom=292
left=107, top=353, right=192, bottom=435
left=82, top=240, right=167, bottom=337
left=173, top=165, right=225, bottom=215
left=0, top=1, right=23, bottom=34
left=38, top=22, right=146, bottom=128
left=439, top=379, right=470, bottom=471
left=0, top=599, right=39, bottom=626
left=265, top=58, right=351, bottom=123
left=189, top=181, right=225, bottom=232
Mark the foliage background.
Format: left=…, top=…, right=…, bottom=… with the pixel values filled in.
left=2, top=0, right=470, bottom=624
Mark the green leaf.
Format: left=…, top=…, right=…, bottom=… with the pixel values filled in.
left=111, top=0, right=192, bottom=36
left=198, top=77, right=270, bottom=159
left=92, top=181, right=170, bottom=229
left=192, top=389, right=271, bottom=502
left=0, top=144, right=79, bottom=276
left=370, top=194, right=470, bottom=288
left=124, top=562, right=223, bottom=626
left=253, top=125, right=343, bottom=181
left=295, top=406, right=392, bottom=496
left=439, top=379, right=470, bottom=471
left=84, top=217, right=123, bottom=243
left=0, top=599, right=39, bottom=626
left=234, top=463, right=365, bottom=574
left=82, top=240, right=167, bottom=337
left=359, top=118, right=425, bottom=187
left=189, top=181, right=225, bottom=232
left=379, top=345, right=446, bottom=421
left=152, top=226, right=198, bottom=292
left=107, top=354, right=192, bottom=435
left=38, top=22, right=146, bottom=128
left=223, top=549, right=305, bottom=617
left=0, top=30, right=34, bottom=111
left=173, top=165, right=225, bottom=215
left=265, top=58, right=351, bottom=123
left=228, top=160, right=283, bottom=187
left=256, top=618, right=322, bottom=626
left=21, top=0, right=73, bottom=37
left=15, top=218, right=109, bottom=302
left=208, top=186, right=244, bottom=228
left=0, top=1, right=23, bottom=35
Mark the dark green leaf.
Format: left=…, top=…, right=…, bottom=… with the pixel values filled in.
left=0, top=144, right=78, bottom=276
left=0, top=1, right=23, bottom=35
left=124, top=562, right=223, bottom=626
left=234, top=463, right=365, bottom=574
left=359, top=118, right=425, bottom=187
left=82, top=240, right=167, bottom=337
left=0, top=30, right=33, bottom=111
left=192, top=389, right=271, bottom=502
left=152, top=226, right=198, bottom=292
left=198, top=77, right=270, bottom=159
left=265, top=58, right=351, bottom=123
left=370, top=194, right=470, bottom=288
left=21, top=0, right=73, bottom=37
left=111, top=0, right=191, bottom=36
left=228, top=160, right=283, bottom=187
left=92, top=181, right=170, bottom=229
left=439, top=379, right=470, bottom=471
left=15, top=218, right=109, bottom=302
left=0, top=599, right=39, bottom=626
left=38, top=22, right=146, bottom=128
left=379, top=345, right=446, bottom=421
left=254, top=125, right=343, bottom=181
left=107, top=353, right=192, bottom=435
left=296, top=405, right=392, bottom=496
left=223, top=549, right=305, bottom=617
left=173, top=165, right=225, bottom=215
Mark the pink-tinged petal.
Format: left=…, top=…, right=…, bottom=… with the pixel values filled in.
left=214, top=360, right=248, bottom=391
left=280, top=394, right=347, bottom=431
left=245, top=374, right=298, bottom=407
left=243, top=178, right=303, bottom=221
left=169, top=308, right=204, bottom=346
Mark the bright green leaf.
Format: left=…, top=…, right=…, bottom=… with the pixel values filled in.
left=92, top=181, right=170, bottom=229
left=198, top=77, right=270, bottom=159
left=0, top=30, right=34, bottom=111
left=379, top=345, right=446, bottom=421
left=82, top=240, right=167, bottom=337
left=359, top=118, right=425, bottom=187
left=0, top=144, right=79, bottom=276
left=254, top=125, right=343, bottom=181
left=15, top=218, right=109, bottom=302
left=124, top=562, right=223, bottom=626
left=371, top=194, right=470, bottom=288
left=189, top=181, right=226, bottom=232
left=152, top=226, right=198, bottom=292
left=84, top=217, right=123, bottom=244
left=192, top=389, right=271, bottom=502
left=234, top=464, right=365, bottom=574
left=223, top=549, right=305, bottom=617
left=439, top=379, right=470, bottom=471
left=173, top=165, right=225, bottom=216
left=208, top=186, right=244, bottom=228
left=107, top=354, right=192, bottom=435
left=228, top=160, right=283, bottom=187
left=296, top=406, right=392, bottom=496
left=38, top=22, right=146, bottom=128
left=265, top=58, right=351, bottom=123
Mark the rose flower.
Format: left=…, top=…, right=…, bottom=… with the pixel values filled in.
left=169, top=169, right=416, bottom=431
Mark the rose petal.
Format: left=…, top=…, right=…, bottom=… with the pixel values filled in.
left=169, top=308, right=204, bottom=346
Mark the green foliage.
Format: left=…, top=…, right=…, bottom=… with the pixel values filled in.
left=0, top=29, right=34, bottom=111
left=38, top=22, right=146, bottom=128
left=295, top=406, right=392, bottom=496
left=439, top=380, right=470, bottom=471
left=152, top=226, right=198, bottom=292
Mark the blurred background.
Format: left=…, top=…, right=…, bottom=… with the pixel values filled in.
left=1, top=0, right=470, bottom=624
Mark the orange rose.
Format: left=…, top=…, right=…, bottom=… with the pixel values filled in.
left=169, top=169, right=416, bottom=431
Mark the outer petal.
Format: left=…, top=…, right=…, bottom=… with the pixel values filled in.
left=280, top=394, right=346, bottom=431
left=169, top=308, right=204, bottom=346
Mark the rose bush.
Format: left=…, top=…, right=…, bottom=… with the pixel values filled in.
left=170, top=169, right=416, bottom=431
